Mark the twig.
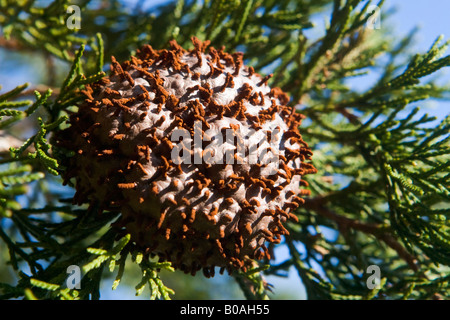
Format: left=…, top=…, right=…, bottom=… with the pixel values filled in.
left=18, top=85, right=60, bottom=98
left=305, top=197, right=419, bottom=271
left=0, top=36, right=25, bottom=51
left=335, top=106, right=360, bottom=125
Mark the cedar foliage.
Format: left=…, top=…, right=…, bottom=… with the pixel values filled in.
left=0, top=0, right=449, bottom=300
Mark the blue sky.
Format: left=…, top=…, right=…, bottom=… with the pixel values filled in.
left=389, top=0, right=450, bottom=51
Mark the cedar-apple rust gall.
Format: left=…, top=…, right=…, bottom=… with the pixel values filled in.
left=170, top=119, right=282, bottom=175
left=55, top=37, right=317, bottom=276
